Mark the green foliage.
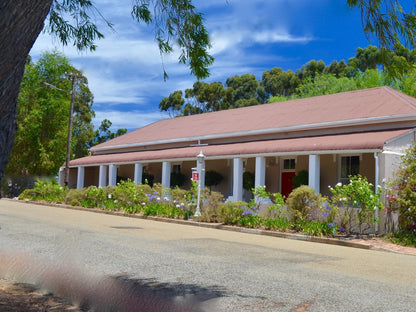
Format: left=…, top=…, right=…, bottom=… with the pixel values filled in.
left=297, top=220, right=332, bottom=237
left=384, top=231, right=416, bottom=248
left=170, top=172, right=186, bottom=188
left=242, top=171, right=255, bottom=191
left=89, top=119, right=127, bottom=147
left=6, top=51, right=94, bottom=176
left=205, top=170, right=224, bottom=190
left=286, top=185, right=321, bottom=223
left=293, top=170, right=309, bottom=189
left=264, top=217, right=292, bottom=232
left=18, top=175, right=388, bottom=237
left=387, top=143, right=416, bottom=234
left=346, top=1, right=416, bottom=51
left=329, top=175, right=383, bottom=234
left=131, top=0, right=213, bottom=79
left=19, top=178, right=66, bottom=203
left=65, top=188, right=84, bottom=206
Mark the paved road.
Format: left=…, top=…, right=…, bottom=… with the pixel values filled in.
left=0, top=199, right=415, bottom=311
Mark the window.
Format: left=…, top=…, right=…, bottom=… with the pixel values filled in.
left=340, top=156, right=359, bottom=185
left=283, top=158, right=296, bottom=170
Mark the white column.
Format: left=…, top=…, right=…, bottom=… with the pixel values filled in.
left=99, top=165, right=107, bottom=188
left=308, top=154, right=320, bottom=193
left=77, top=166, right=85, bottom=189
left=233, top=157, right=243, bottom=201
left=134, top=163, right=143, bottom=184
left=58, top=167, right=64, bottom=186
left=108, top=164, right=117, bottom=186
left=255, top=156, right=266, bottom=188
left=374, top=152, right=380, bottom=234
left=162, top=161, right=171, bottom=188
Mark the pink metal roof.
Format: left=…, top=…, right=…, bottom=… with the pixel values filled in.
left=70, top=129, right=410, bottom=166
left=92, top=87, right=416, bottom=150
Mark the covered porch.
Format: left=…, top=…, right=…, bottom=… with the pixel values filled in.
left=65, top=133, right=402, bottom=203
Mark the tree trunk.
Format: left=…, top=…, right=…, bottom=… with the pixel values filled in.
left=0, top=0, right=53, bottom=194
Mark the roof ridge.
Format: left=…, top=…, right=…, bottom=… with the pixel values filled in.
left=382, top=86, right=416, bottom=110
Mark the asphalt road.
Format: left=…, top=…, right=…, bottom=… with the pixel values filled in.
left=0, top=199, right=415, bottom=311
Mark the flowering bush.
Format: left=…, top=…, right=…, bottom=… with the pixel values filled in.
left=387, top=143, right=416, bottom=234
left=329, top=175, right=382, bottom=234
left=19, top=178, right=66, bottom=203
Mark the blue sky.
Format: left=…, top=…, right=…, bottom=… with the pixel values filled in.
left=30, top=0, right=381, bottom=132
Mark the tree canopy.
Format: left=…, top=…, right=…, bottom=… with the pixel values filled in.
left=160, top=45, right=416, bottom=116
left=5, top=52, right=94, bottom=176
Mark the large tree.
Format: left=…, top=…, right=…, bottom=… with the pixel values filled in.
left=0, top=0, right=213, bottom=189
left=5, top=52, right=94, bottom=176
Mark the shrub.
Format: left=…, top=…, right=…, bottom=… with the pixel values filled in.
left=82, top=185, right=107, bottom=208
left=205, top=170, right=224, bottom=191
left=293, top=170, right=308, bottom=188
left=329, top=175, right=382, bottom=234
left=264, top=217, right=292, bottom=231
left=197, top=190, right=225, bottom=222
left=19, top=178, right=67, bottom=203
left=286, top=185, right=321, bottom=223
left=298, top=220, right=332, bottom=236
left=386, top=143, right=416, bottom=234
left=215, top=201, right=246, bottom=225
left=65, top=189, right=85, bottom=206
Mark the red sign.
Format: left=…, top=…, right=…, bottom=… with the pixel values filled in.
left=192, top=172, right=199, bottom=181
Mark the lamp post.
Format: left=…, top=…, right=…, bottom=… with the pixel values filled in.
left=43, top=73, right=78, bottom=186
left=194, top=151, right=205, bottom=217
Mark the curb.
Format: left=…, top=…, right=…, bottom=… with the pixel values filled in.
left=1, top=198, right=385, bottom=252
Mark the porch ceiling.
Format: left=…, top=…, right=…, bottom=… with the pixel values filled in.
left=69, top=129, right=411, bottom=167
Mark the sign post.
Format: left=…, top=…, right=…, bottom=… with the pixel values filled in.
left=194, top=151, right=205, bottom=217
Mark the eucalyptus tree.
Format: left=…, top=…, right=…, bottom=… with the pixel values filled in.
left=5, top=52, right=94, bottom=176
left=0, top=0, right=213, bottom=187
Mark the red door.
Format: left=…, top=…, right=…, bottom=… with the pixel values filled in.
left=281, top=171, right=296, bottom=198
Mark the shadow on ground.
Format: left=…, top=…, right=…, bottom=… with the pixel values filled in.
left=0, top=251, right=226, bottom=312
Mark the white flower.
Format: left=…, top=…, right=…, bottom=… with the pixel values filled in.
left=176, top=204, right=180, bottom=208
left=142, top=202, right=146, bottom=206
left=108, top=194, right=112, bottom=199
left=336, top=182, right=342, bottom=187
left=164, top=197, right=169, bottom=201
left=181, top=203, right=185, bottom=206
left=374, top=206, right=377, bottom=210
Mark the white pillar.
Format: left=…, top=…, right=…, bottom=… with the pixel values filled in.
left=255, top=156, right=266, bottom=188
left=99, top=165, right=107, bottom=188
left=77, top=166, right=85, bottom=189
left=58, top=167, right=64, bottom=186
left=233, top=157, right=243, bottom=201
left=308, top=154, right=320, bottom=193
left=108, top=164, right=117, bottom=186
left=374, top=152, right=380, bottom=234
left=134, top=163, right=143, bottom=184
left=162, top=161, right=171, bottom=188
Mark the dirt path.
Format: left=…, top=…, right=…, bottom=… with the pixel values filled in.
left=0, top=279, right=77, bottom=311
